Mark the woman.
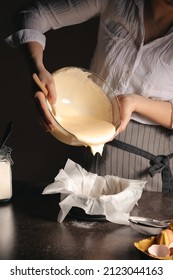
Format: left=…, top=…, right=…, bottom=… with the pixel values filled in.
left=6, top=0, right=173, bottom=192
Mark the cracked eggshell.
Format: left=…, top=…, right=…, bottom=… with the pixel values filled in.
left=169, top=220, right=173, bottom=230
left=148, top=244, right=170, bottom=258
left=169, top=242, right=173, bottom=255
left=157, top=229, right=173, bottom=246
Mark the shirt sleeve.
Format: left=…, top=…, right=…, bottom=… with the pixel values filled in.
left=5, top=0, right=105, bottom=50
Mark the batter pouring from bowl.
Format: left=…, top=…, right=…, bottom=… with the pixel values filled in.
left=5, top=0, right=173, bottom=192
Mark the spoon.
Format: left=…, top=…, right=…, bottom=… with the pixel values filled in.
left=32, top=73, right=74, bottom=136
left=32, top=73, right=56, bottom=116
left=129, top=216, right=171, bottom=228
left=0, top=122, right=13, bottom=149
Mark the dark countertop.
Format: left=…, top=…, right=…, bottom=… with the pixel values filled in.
left=0, top=181, right=173, bottom=260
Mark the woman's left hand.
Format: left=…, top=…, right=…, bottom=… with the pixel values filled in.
left=114, top=94, right=172, bottom=135
left=115, top=94, right=136, bottom=135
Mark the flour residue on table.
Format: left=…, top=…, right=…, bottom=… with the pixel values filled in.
left=68, top=220, right=97, bottom=229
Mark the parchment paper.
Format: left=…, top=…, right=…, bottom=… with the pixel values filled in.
left=42, top=159, right=146, bottom=224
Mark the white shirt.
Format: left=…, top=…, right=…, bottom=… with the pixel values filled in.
left=5, top=0, right=173, bottom=125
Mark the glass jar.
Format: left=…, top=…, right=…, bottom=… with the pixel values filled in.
left=0, top=145, right=13, bottom=202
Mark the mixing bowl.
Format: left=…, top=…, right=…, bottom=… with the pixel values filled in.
left=46, top=67, right=120, bottom=154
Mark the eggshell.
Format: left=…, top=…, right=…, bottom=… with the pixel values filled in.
left=134, top=237, right=173, bottom=259
left=148, top=244, right=169, bottom=258
left=169, top=220, right=173, bottom=231
left=169, top=242, right=173, bottom=255
left=157, top=229, right=173, bottom=246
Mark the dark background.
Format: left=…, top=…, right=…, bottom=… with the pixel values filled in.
left=0, top=0, right=99, bottom=183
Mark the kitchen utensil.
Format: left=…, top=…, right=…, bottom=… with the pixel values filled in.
left=33, top=72, right=71, bottom=133
left=32, top=73, right=56, bottom=116
left=37, top=67, right=120, bottom=154
left=129, top=216, right=171, bottom=235
left=129, top=216, right=171, bottom=228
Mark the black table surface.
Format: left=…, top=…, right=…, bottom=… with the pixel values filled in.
left=0, top=181, right=173, bottom=260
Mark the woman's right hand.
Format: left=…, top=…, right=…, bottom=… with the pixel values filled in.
left=33, top=68, right=57, bottom=132
left=22, top=41, right=57, bottom=132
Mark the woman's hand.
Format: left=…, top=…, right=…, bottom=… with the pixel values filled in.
left=115, top=94, right=136, bottom=135
left=21, top=41, right=57, bottom=132
left=114, top=94, right=172, bottom=135
left=33, top=68, right=57, bottom=132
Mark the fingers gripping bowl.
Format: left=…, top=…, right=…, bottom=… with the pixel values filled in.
left=46, top=67, right=120, bottom=155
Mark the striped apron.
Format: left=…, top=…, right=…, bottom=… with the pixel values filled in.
left=69, top=120, right=173, bottom=192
